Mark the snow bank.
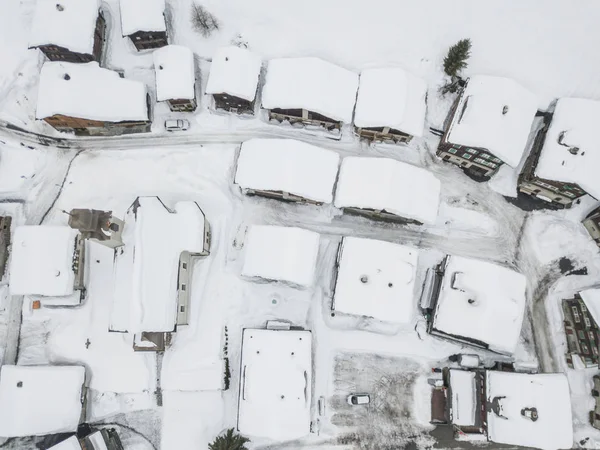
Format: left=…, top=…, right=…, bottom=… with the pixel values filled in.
left=432, top=255, right=527, bottom=355
left=36, top=62, right=149, bottom=122
left=486, top=371, right=573, bottom=450
left=241, top=225, right=320, bottom=287
left=238, top=328, right=312, bottom=440
left=334, top=156, right=441, bottom=224
left=534, top=98, right=600, bottom=199
left=29, top=0, right=100, bottom=55
left=446, top=75, right=538, bottom=167
left=119, top=0, right=165, bottom=36
left=261, top=57, right=359, bottom=123
left=449, top=369, right=476, bottom=426
left=154, top=45, right=196, bottom=101
left=205, top=46, right=262, bottom=102
left=0, top=365, right=85, bottom=437
left=235, top=138, right=340, bottom=204
left=354, top=67, right=427, bottom=137
left=9, top=226, right=78, bottom=297
left=333, top=237, right=419, bottom=324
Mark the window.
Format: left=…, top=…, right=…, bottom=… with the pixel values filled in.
left=581, top=302, right=587, bottom=311
left=589, top=331, right=596, bottom=342
left=572, top=306, right=581, bottom=323
left=180, top=306, right=185, bottom=312
left=594, top=346, right=599, bottom=356
left=462, top=153, right=472, bottom=159
left=181, top=284, right=187, bottom=291
left=492, top=157, right=502, bottom=163
left=480, top=153, right=491, bottom=159
left=448, top=148, right=457, bottom=154
left=182, top=262, right=187, bottom=270
left=585, top=316, right=592, bottom=328
left=582, top=343, right=590, bottom=354
left=466, top=148, right=477, bottom=154
left=564, top=191, right=575, bottom=198
left=579, top=330, right=586, bottom=340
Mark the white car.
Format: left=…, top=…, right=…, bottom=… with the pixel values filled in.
left=347, top=393, right=370, bottom=405
left=165, top=119, right=190, bottom=132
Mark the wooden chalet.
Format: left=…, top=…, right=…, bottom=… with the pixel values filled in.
left=119, top=0, right=167, bottom=51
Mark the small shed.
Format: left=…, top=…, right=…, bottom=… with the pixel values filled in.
left=119, top=0, right=167, bottom=50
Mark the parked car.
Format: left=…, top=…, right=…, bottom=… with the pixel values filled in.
left=347, top=393, right=370, bottom=405
left=165, top=119, right=190, bottom=131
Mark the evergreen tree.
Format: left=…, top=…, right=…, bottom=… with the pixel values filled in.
left=208, top=429, right=250, bottom=450
left=443, top=38, right=472, bottom=78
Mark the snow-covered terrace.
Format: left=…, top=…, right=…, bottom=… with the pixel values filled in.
left=205, top=46, right=262, bottom=102
left=431, top=255, right=527, bottom=355
left=534, top=97, right=600, bottom=199
left=154, top=45, right=196, bottom=102
left=0, top=365, right=85, bottom=437
left=119, top=0, right=165, bottom=36
left=241, top=225, right=320, bottom=287
left=334, top=156, right=441, bottom=224
left=448, top=369, right=477, bottom=427
left=36, top=62, right=148, bottom=123
left=234, top=138, right=340, bottom=204
left=29, top=0, right=100, bottom=55
left=333, top=237, right=419, bottom=324
left=486, top=371, right=573, bottom=450
left=261, top=57, right=359, bottom=123
left=238, top=328, right=312, bottom=440
left=445, top=75, right=538, bottom=167
left=354, top=67, right=427, bottom=137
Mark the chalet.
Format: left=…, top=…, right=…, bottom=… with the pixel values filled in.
left=592, top=375, right=600, bottom=430
left=234, top=138, right=340, bottom=205
left=354, top=67, right=427, bottom=143
left=437, top=75, right=537, bottom=180
left=29, top=0, right=105, bottom=63
left=154, top=45, right=196, bottom=112
left=331, top=237, right=419, bottom=324
left=0, top=365, right=86, bottom=437
left=562, top=289, right=600, bottom=368
left=424, top=255, right=526, bottom=355
left=9, top=225, right=86, bottom=307
left=49, top=430, right=124, bottom=450
left=519, top=98, right=600, bottom=208
left=0, top=216, right=11, bottom=279
left=261, top=57, right=359, bottom=132
left=583, top=206, right=600, bottom=246
left=334, top=156, right=441, bottom=225
left=119, top=0, right=167, bottom=51
left=110, top=197, right=211, bottom=352
left=238, top=325, right=312, bottom=440
left=36, top=61, right=151, bottom=135
left=242, top=225, right=320, bottom=288
left=205, top=46, right=262, bottom=114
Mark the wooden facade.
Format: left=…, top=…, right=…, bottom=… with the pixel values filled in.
left=583, top=206, right=600, bottom=247
left=591, top=375, right=600, bottom=430
left=268, top=108, right=341, bottom=131
left=128, top=30, right=168, bottom=51
left=0, top=216, right=11, bottom=280
left=167, top=97, right=196, bottom=113
left=213, top=93, right=255, bottom=115
left=354, top=126, right=412, bottom=144
left=35, top=13, right=106, bottom=63
left=242, top=188, right=323, bottom=206
left=341, top=206, right=423, bottom=226
left=562, top=294, right=600, bottom=368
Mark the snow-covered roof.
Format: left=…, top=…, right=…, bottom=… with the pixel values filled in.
left=449, top=369, right=476, bottom=426
left=486, top=371, right=573, bottom=450
left=36, top=62, right=149, bottom=122
left=9, top=226, right=79, bottom=297
left=29, top=0, right=100, bottom=55
left=333, top=237, right=419, bottom=323
left=354, top=67, right=427, bottom=137
left=445, top=75, right=538, bottom=167
left=235, top=138, right=340, bottom=204
left=579, top=288, right=600, bottom=327
left=154, top=45, right=195, bottom=101
left=432, top=255, right=527, bottom=355
left=0, top=365, right=85, bottom=437
left=261, top=57, right=359, bottom=123
left=238, top=328, right=312, bottom=440
left=119, top=0, right=165, bottom=36
left=241, top=225, right=320, bottom=287
left=205, top=46, right=262, bottom=102
left=534, top=98, right=600, bottom=199
left=334, top=156, right=441, bottom=224
left=110, top=197, right=207, bottom=333
left=86, top=431, right=109, bottom=450
left=49, top=437, right=81, bottom=450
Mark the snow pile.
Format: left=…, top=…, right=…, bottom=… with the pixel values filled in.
left=9, top=226, right=78, bottom=297
left=48, top=437, right=81, bottom=450
left=446, top=75, right=538, bottom=167
left=354, top=67, right=427, bottom=137
left=29, top=0, right=100, bottom=55
left=235, top=138, right=340, bottom=204
left=334, top=156, right=441, bottom=224
left=241, top=225, right=320, bottom=287
left=119, top=0, right=165, bottom=36
left=486, top=371, right=573, bottom=450
left=534, top=98, right=600, bottom=199
left=261, top=57, right=359, bottom=123
left=36, top=62, right=149, bottom=122
left=431, top=255, right=527, bottom=355
left=449, top=369, right=476, bottom=426
left=238, top=328, right=312, bottom=440
left=110, top=197, right=207, bottom=334
left=154, top=45, right=196, bottom=101
left=333, top=237, right=419, bottom=324
left=0, top=365, right=85, bottom=437
left=205, top=46, right=262, bottom=101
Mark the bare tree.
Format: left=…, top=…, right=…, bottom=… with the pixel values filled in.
left=190, top=3, right=220, bottom=37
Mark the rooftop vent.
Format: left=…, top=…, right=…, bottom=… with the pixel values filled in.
left=521, top=407, right=539, bottom=422
left=502, top=105, right=509, bottom=115
left=63, top=74, right=70, bottom=81
left=56, top=3, right=64, bottom=11
left=360, top=275, right=369, bottom=284
left=225, top=57, right=229, bottom=62
left=568, top=146, right=580, bottom=155
left=159, top=65, right=163, bottom=70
